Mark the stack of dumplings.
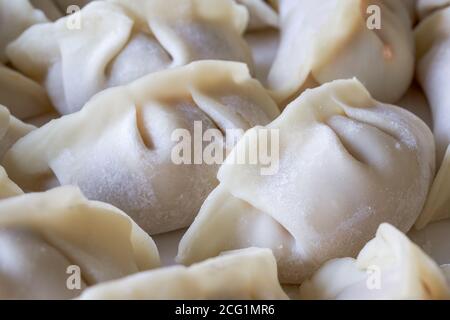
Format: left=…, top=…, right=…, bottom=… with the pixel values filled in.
left=0, top=0, right=449, bottom=300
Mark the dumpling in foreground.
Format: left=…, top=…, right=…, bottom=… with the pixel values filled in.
left=0, top=186, right=160, bottom=299
left=78, top=248, right=288, bottom=300
left=6, top=0, right=253, bottom=114
left=416, top=6, right=450, bottom=163
left=2, top=61, right=280, bottom=235
left=268, top=0, right=415, bottom=106
left=298, top=224, right=450, bottom=300
left=177, top=79, right=435, bottom=284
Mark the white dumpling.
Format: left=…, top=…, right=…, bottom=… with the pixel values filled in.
left=177, top=79, right=435, bottom=284
left=78, top=248, right=288, bottom=300
left=0, top=105, right=34, bottom=159
left=298, top=224, right=450, bottom=300
left=0, top=0, right=48, bottom=63
left=417, top=0, right=450, bottom=19
left=0, top=64, right=56, bottom=123
left=2, top=61, right=280, bottom=235
left=6, top=0, right=253, bottom=115
left=0, top=186, right=160, bottom=299
left=268, top=0, right=415, bottom=106
left=416, top=6, right=450, bottom=163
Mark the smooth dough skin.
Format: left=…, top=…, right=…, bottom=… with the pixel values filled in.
left=298, top=224, right=450, bottom=300
left=2, top=61, right=280, bottom=235
left=6, top=0, right=253, bottom=115
left=268, top=0, right=415, bottom=106
left=177, top=79, right=435, bottom=284
left=78, top=248, right=288, bottom=300
left=416, top=6, right=450, bottom=164
left=0, top=186, right=160, bottom=299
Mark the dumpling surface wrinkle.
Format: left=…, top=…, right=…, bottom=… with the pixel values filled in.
left=0, top=186, right=160, bottom=299
left=268, top=0, right=415, bottom=106
left=6, top=0, right=253, bottom=115
left=78, top=248, right=288, bottom=300
left=0, top=64, right=55, bottom=122
left=0, top=105, right=35, bottom=159
left=2, top=61, right=280, bottom=235
left=416, top=6, right=450, bottom=163
left=0, top=166, right=23, bottom=199
left=417, top=0, right=450, bottom=19
left=298, top=224, right=450, bottom=300
left=177, top=79, right=435, bottom=284
left=0, top=0, right=48, bottom=63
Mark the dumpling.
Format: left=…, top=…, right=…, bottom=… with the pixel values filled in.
left=0, top=104, right=34, bottom=159
left=0, top=186, right=160, bottom=299
left=416, top=6, right=450, bottom=163
left=268, top=0, right=415, bottom=106
left=177, top=79, right=435, bottom=284
left=298, top=224, right=450, bottom=300
left=0, top=0, right=48, bottom=63
left=0, top=166, right=22, bottom=199
left=6, top=0, right=253, bottom=115
left=78, top=248, right=288, bottom=300
left=2, top=61, right=280, bottom=235
left=239, top=0, right=279, bottom=84
left=417, top=0, right=450, bottom=19
left=0, top=64, right=55, bottom=123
